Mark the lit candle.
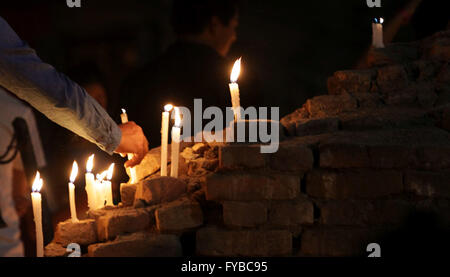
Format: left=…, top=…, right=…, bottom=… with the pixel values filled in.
left=121, top=108, right=138, bottom=184
left=170, top=107, right=181, bottom=178
left=161, top=104, right=173, bottom=176
left=104, top=163, right=115, bottom=206
left=68, top=161, right=79, bottom=223
left=85, top=154, right=96, bottom=211
left=229, top=58, right=242, bottom=122
left=31, top=171, right=44, bottom=257
left=95, top=171, right=107, bottom=209
left=372, top=17, right=385, bottom=48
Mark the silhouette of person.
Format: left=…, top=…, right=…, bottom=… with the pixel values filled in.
left=120, top=0, right=257, bottom=147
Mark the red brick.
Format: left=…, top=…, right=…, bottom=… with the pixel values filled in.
left=327, top=70, right=375, bottom=95
left=376, top=65, right=409, bottom=93
left=416, top=146, right=450, bottom=170
left=320, top=143, right=370, bottom=168
left=155, top=198, right=203, bottom=233
left=295, top=118, right=340, bottom=137
left=300, top=227, right=382, bottom=257
left=54, top=219, right=97, bottom=246
left=268, top=199, right=314, bottom=226
left=319, top=200, right=413, bottom=226
left=196, top=226, right=292, bottom=256
left=219, top=144, right=266, bottom=169
left=120, top=183, right=137, bottom=207
left=306, top=169, right=403, bottom=199
left=269, top=143, right=313, bottom=172
left=222, top=201, right=267, bottom=228
left=306, top=94, right=357, bottom=118
left=88, top=232, right=182, bottom=257
left=405, top=171, right=450, bottom=198
left=96, top=208, right=151, bottom=241
left=206, top=173, right=301, bottom=201
left=135, top=176, right=187, bottom=206
left=367, top=145, right=417, bottom=169
left=44, top=242, right=68, bottom=257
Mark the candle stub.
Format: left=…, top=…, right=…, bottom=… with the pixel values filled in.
left=372, top=17, right=384, bottom=48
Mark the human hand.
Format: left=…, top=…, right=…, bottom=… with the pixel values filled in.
left=115, top=122, right=149, bottom=167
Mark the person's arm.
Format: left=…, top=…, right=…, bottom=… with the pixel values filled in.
left=0, top=16, right=121, bottom=154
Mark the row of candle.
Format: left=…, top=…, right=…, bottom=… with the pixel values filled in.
left=30, top=159, right=115, bottom=256
left=84, top=156, right=115, bottom=211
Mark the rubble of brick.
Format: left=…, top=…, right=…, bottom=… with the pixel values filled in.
left=45, top=30, right=450, bottom=257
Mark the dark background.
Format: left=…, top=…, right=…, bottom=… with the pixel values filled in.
left=3, top=0, right=444, bottom=118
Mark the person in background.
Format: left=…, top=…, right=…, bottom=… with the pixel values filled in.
left=0, top=16, right=148, bottom=256
left=120, top=0, right=260, bottom=147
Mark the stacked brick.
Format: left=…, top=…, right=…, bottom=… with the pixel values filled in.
left=45, top=30, right=450, bottom=257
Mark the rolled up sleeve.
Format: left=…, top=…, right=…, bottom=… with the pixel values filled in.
left=0, top=17, right=121, bottom=154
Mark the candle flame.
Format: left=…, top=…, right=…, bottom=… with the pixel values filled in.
left=106, top=163, right=115, bottom=180
left=70, top=161, right=78, bottom=183
left=174, top=107, right=181, bottom=127
left=121, top=108, right=126, bottom=114
left=96, top=171, right=107, bottom=182
left=230, top=58, right=241, bottom=83
left=164, top=104, right=174, bottom=112
left=380, top=17, right=384, bottom=24
left=86, top=154, right=94, bottom=173
left=32, top=171, right=43, bottom=192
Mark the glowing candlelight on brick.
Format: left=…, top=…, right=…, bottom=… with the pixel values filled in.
left=171, top=107, right=181, bottom=178
left=372, top=17, right=385, bottom=48
left=85, top=154, right=95, bottom=211
left=229, top=58, right=242, bottom=121
left=161, top=104, right=173, bottom=176
left=69, top=161, right=79, bottom=223
left=120, top=108, right=137, bottom=184
left=31, top=171, right=44, bottom=257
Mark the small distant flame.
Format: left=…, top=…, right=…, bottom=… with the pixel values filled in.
left=174, top=107, right=181, bottom=127
left=70, top=161, right=78, bottom=183
left=164, top=104, right=174, bottom=112
left=374, top=17, right=384, bottom=24
left=86, top=154, right=94, bottom=173
left=121, top=108, right=127, bottom=114
left=106, top=163, right=115, bottom=180
left=230, top=58, right=242, bottom=83
left=32, top=171, right=43, bottom=192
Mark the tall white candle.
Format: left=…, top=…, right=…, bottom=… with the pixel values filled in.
left=229, top=58, right=242, bottom=122
left=372, top=18, right=385, bottom=48
left=104, top=163, right=115, bottom=206
left=31, top=171, right=44, bottom=257
left=121, top=108, right=138, bottom=183
left=161, top=104, right=173, bottom=176
left=69, top=161, right=79, bottom=223
left=170, top=107, right=181, bottom=178
left=85, top=154, right=96, bottom=211
left=95, top=171, right=107, bottom=209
